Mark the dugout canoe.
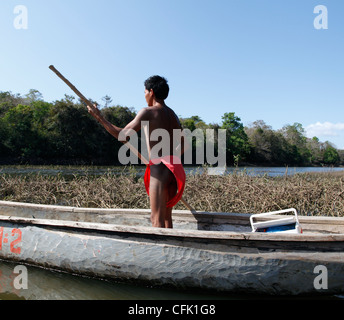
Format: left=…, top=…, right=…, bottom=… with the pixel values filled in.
left=0, top=200, right=343, bottom=296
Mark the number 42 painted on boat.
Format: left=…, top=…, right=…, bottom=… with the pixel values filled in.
left=0, top=227, right=22, bottom=254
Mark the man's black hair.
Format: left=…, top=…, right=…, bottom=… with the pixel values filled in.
left=144, top=75, right=169, bottom=100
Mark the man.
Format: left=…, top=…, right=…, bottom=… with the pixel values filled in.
left=87, top=75, right=185, bottom=228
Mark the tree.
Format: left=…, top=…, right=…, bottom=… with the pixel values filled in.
left=25, top=89, right=43, bottom=104
left=322, top=142, right=340, bottom=165
left=101, top=105, right=136, bottom=128
left=0, top=118, right=10, bottom=156
left=245, top=120, right=289, bottom=165
left=338, top=149, right=344, bottom=165
left=280, top=123, right=311, bottom=165
left=2, top=104, right=44, bottom=159
left=98, top=106, right=137, bottom=164
left=306, top=136, right=323, bottom=165
left=102, top=95, right=113, bottom=108
left=0, top=91, right=25, bottom=107
left=221, top=112, right=250, bottom=165
left=0, top=92, right=51, bottom=161
left=180, top=118, right=196, bottom=131
left=45, top=99, right=102, bottom=161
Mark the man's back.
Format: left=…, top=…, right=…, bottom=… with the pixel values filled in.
left=142, top=104, right=182, bottom=159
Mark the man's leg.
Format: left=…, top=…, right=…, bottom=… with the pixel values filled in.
left=164, top=177, right=177, bottom=228
left=149, top=163, right=177, bottom=228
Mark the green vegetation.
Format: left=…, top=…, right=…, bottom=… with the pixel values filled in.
left=0, top=90, right=343, bottom=166
left=0, top=90, right=136, bottom=165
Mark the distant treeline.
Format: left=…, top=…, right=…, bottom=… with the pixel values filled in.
left=0, top=90, right=343, bottom=166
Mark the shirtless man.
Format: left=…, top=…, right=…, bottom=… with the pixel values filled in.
left=87, top=75, right=185, bottom=229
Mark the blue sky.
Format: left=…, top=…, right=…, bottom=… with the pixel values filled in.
left=1, top=0, right=343, bottom=149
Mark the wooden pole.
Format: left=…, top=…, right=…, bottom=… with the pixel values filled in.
left=49, top=65, right=195, bottom=212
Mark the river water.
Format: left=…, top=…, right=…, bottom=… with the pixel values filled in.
left=0, top=165, right=343, bottom=177
left=1, top=260, right=342, bottom=301
left=0, top=259, right=244, bottom=301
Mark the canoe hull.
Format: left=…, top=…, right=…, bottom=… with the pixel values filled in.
left=0, top=219, right=343, bottom=296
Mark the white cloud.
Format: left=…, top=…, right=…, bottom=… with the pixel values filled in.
left=306, top=122, right=344, bottom=138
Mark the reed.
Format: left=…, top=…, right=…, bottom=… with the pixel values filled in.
left=0, top=168, right=343, bottom=217
left=184, top=170, right=344, bottom=216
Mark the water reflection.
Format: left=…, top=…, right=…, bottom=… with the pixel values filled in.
left=0, top=260, right=235, bottom=300
left=1, top=260, right=342, bottom=301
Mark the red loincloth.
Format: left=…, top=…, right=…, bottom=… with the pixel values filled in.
left=144, top=155, right=186, bottom=208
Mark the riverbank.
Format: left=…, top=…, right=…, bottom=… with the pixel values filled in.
left=0, top=168, right=343, bottom=216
